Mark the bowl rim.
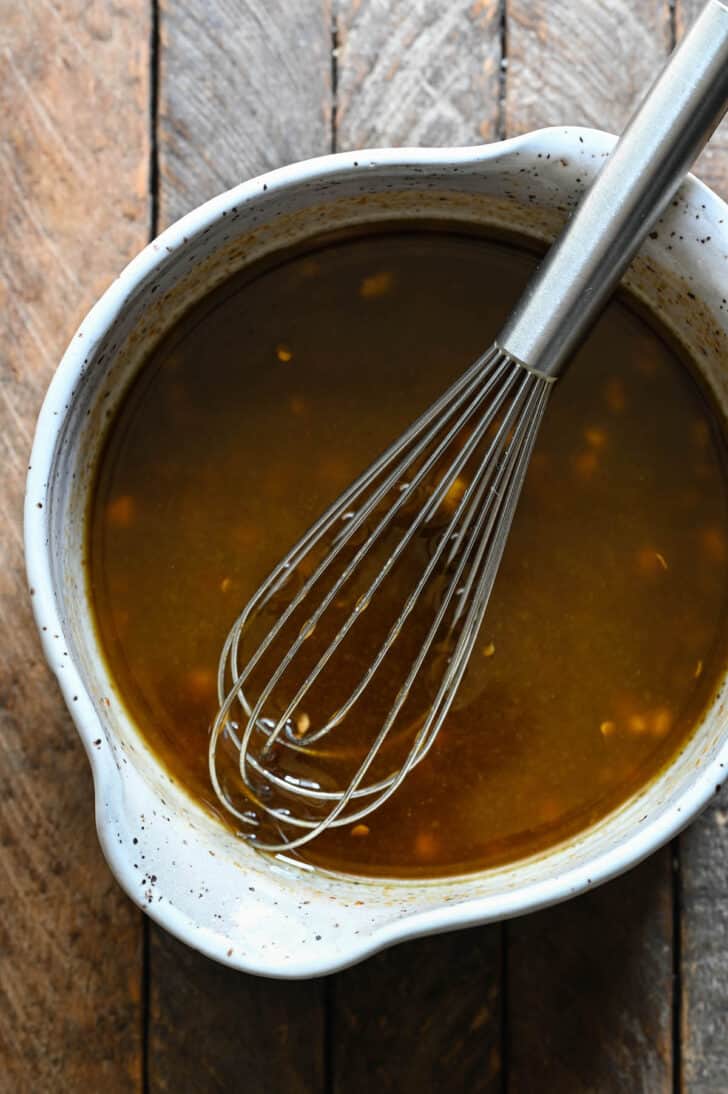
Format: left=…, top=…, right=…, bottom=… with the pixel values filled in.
left=24, top=125, right=728, bottom=977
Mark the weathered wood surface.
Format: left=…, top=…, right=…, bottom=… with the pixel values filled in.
left=330, top=930, right=503, bottom=1093
left=149, top=931, right=325, bottom=1093
left=508, top=854, right=674, bottom=1093
left=505, top=0, right=672, bottom=136
left=334, top=0, right=502, bottom=149
left=681, top=789, right=728, bottom=1094
left=157, top=0, right=333, bottom=228
left=3, top=1, right=728, bottom=1091
left=0, top=2, right=149, bottom=1092
left=676, top=0, right=728, bottom=197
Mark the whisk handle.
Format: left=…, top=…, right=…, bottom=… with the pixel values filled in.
left=497, top=0, right=728, bottom=380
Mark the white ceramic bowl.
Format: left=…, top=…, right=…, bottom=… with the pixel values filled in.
left=25, top=127, right=728, bottom=978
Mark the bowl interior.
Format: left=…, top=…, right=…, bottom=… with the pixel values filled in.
left=30, top=129, right=728, bottom=975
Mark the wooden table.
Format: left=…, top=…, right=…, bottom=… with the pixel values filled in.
left=2, top=2, right=727, bottom=1091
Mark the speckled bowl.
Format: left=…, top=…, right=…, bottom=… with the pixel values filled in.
left=25, top=127, right=728, bottom=978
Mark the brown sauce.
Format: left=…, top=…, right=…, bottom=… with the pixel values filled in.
left=87, top=227, right=728, bottom=877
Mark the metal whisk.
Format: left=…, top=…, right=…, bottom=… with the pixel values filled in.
left=210, top=0, right=728, bottom=853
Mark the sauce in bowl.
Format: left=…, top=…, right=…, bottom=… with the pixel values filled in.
left=87, top=227, right=728, bottom=877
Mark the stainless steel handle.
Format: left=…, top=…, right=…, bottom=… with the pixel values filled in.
left=497, top=0, right=728, bottom=379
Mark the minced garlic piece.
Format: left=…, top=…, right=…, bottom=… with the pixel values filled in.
left=359, top=271, right=394, bottom=299
left=294, top=712, right=311, bottom=738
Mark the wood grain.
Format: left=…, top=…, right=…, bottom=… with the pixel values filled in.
left=505, top=0, right=671, bottom=135
left=149, top=4, right=332, bottom=1091
left=330, top=930, right=502, bottom=1093
left=328, top=6, right=505, bottom=1090
left=157, top=0, right=333, bottom=228
left=681, top=790, right=728, bottom=1094
left=676, top=0, right=728, bottom=198
left=0, top=1, right=150, bottom=1091
left=504, top=3, right=677, bottom=1091
left=334, top=0, right=502, bottom=150
left=149, top=931, right=325, bottom=1093
left=508, top=855, right=674, bottom=1093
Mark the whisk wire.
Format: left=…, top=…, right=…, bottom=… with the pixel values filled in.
left=219, top=346, right=504, bottom=712
left=231, top=373, right=551, bottom=850
left=240, top=366, right=535, bottom=810
left=208, top=346, right=508, bottom=825
left=246, top=357, right=528, bottom=764
left=209, top=348, right=552, bottom=849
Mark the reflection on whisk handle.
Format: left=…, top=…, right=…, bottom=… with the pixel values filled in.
left=498, top=0, right=728, bottom=380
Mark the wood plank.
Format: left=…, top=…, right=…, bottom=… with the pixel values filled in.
left=334, top=0, right=502, bottom=150
left=675, top=0, right=728, bottom=198
left=507, top=855, right=674, bottom=1092
left=149, top=931, right=325, bottom=1093
left=505, top=0, right=671, bottom=135
left=329, top=5, right=504, bottom=1092
left=0, top=1, right=150, bottom=1091
left=504, top=3, right=677, bottom=1091
left=149, top=5, right=331, bottom=1092
left=330, top=930, right=502, bottom=1093
left=674, top=12, right=728, bottom=1084
left=681, top=789, right=728, bottom=1094
left=157, top=0, right=333, bottom=227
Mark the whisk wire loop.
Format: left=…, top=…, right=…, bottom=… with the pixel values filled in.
left=209, top=349, right=552, bottom=849
left=246, top=358, right=526, bottom=762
